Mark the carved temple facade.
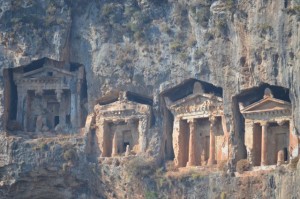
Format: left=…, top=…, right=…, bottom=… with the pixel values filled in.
left=7, top=58, right=86, bottom=132
left=94, top=91, right=152, bottom=157
left=241, top=88, right=297, bottom=166
left=166, top=82, right=229, bottom=167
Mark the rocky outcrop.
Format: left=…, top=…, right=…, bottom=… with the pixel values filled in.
left=0, top=0, right=300, bottom=198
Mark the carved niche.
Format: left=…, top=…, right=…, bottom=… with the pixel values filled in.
left=7, top=58, right=86, bottom=133
left=240, top=88, right=296, bottom=166
left=94, top=91, right=152, bottom=158
left=165, top=82, right=228, bottom=167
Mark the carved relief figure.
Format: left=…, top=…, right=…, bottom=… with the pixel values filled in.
left=165, top=82, right=229, bottom=167
left=93, top=91, right=152, bottom=157
left=240, top=88, right=297, bottom=166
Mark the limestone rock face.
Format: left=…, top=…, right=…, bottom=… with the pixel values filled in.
left=0, top=0, right=300, bottom=198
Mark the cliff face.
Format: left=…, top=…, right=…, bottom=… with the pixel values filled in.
left=0, top=0, right=300, bottom=198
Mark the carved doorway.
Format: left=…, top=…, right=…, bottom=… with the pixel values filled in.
left=121, top=130, right=132, bottom=153
left=47, top=102, right=60, bottom=129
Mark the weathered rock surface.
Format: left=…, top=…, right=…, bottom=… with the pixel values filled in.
left=0, top=0, right=300, bottom=198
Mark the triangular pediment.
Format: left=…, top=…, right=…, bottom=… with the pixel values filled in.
left=23, top=66, right=73, bottom=78
left=170, top=93, right=222, bottom=109
left=109, top=100, right=138, bottom=107
left=96, top=99, right=151, bottom=116
left=241, top=97, right=291, bottom=113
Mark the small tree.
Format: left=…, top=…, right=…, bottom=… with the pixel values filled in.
left=236, top=159, right=250, bottom=174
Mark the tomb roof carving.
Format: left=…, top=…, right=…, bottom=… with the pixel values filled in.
left=22, top=66, right=74, bottom=78
left=240, top=88, right=292, bottom=121
left=96, top=91, right=152, bottom=106
left=13, top=59, right=83, bottom=86
left=169, top=93, right=222, bottom=108
left=161, top=79, right=222, bottom=103
left=95, top=100, right=151, bottom=114
left=7, top=58, right=87, bottom=132
left=91, top=91, right=151, bottom=158
left=95, top=91, right=152, bottom=118
left=167, top=92, right=223, bottom=117
left=241, top=96, right=291, bottom=114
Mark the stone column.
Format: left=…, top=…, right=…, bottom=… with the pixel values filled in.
left=76, top=80, right=82, bottom=128
left=288, top=119, right=297, bottom=161
left=260, top=121, right=268, bottom=166
left=16, top=88, right=24, bottom=125
left=55, top=89, right=63, bottom=127
left=111, top=132, right=118, bottom=157
left=208, top=116, right=216, bottom=166
left=138, top=116, right=148, bottom=153
left=59, top=92, right=66, bottom=127
left=187, top=118, right=196, bottom=166
left=23, top=90, right=29, bottom=132
left=98, top=120, right=107, bottom=157
left=125, top=145, right=130, bottom=156
left=277, top=150, right=284, bottom=166
left=245, top=120, right=254, bottom=165
left=70, top=93, right=77, bottom=128
left=172, top=117, right=181, bottom=167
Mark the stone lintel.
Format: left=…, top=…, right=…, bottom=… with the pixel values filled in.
left=179, top=112, right=222, bottom=120
left=243, top=109, right=291, bottom=117
left=246, top=116, right=291, bottom=125
left=99, top=117, right=142, bottom=125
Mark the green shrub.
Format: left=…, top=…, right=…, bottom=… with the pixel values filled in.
left=190, top=6, right=210, bottom=27
left=145, top=191, right=158, bottom=199
left=194, top=48, right=205, bottom=59
left=289, top=156, right=299, bottom=170
left=257, top=23, right=273, bottom=36
left=46, top=3, right=56, bottom=14
left=216, top=19, right=229, bottom=37
left=125, top=157, right=156, bottom=178
left=33, top=142, right=48, bottom=151
left=101, top=3, right=116, bottom=16
left=179, top=52, right=190, bottom=62
left=217, top=20, right=227, bottom=31
left=124, top=5, right=138, bottom=18
left=160, top=24, right=172, bottom=35
left=127, top=21, right=139, bottom=32
left=165, top=161, right=178, bottom=172
left=133, top=30, right=144, bottom=41
left=286, top=6, right=300, bottom=14
left=218, top=160, right=228, bottom=173
left=226, top=0, right=234, bottom=7
left=170, top=41, right=182, bottom=53
left=187, top=34, right=197, bottom=47
left=204, top=32, right=214, bottom=42
left=63, top=149, right=77, bottom=162
left=220, top=192, right=227, bottom=199
left=236, top=159, right=250, bottom=174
